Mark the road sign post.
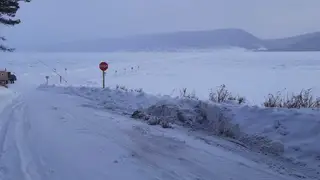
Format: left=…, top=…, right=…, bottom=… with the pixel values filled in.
left=99, top=62, right=109, bottom=88
left=102, top=71, right=105, bottom=88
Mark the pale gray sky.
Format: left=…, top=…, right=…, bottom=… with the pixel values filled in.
left=1, top=0, right=320, bottom=48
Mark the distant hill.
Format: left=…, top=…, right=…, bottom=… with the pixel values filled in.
left=263, top=32, right=320, bottom=51
left=38, top=28, right=320, bottom=52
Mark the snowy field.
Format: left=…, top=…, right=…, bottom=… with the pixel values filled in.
left=2, top=49, right=320, bottom=104
left=0, top=50, right=320, bottom=180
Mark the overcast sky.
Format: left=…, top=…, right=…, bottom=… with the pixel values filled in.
left=1, top=0, right=320, bottom=48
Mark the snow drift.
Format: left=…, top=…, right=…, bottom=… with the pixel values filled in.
left=38, top=85, right=320, bottom=176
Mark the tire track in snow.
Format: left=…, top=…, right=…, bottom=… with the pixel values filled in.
left=0, top=100, right=23, bottom=156
left=0, top=98, right=43, bottom=180
left=14, top=101, right=43, bottom=180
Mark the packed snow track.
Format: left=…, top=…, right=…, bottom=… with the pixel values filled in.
left=0, top=88, right=298, bottom=180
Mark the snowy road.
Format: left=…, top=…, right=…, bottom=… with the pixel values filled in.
left=0, top=88, right=294, bottom=180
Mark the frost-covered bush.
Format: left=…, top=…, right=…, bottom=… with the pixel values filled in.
left=131, top=110, right=172, bottom=128
left=179, top=88, right=198, bottom=100
left=116, top=84, right=143, bottom=93
left=264, top=88, right=320, bottom=109
left=209, top=84, right=246, bottom=105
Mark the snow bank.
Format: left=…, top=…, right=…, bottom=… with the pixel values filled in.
left=38, top=85, right=320, bottom=171
left=131, top=100, right=287, bottom=155
left=37, top=84, right=174, bottom=115
left=230, top=105, right=320, bottom=164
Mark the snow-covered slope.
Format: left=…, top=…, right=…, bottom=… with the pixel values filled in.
left=37, top=85, right=320, bottom=179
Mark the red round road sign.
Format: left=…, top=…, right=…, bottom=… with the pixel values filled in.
left=99, top=62, right=108, bottom=71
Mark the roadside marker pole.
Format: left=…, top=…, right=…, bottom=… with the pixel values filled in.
left=37, top=60, right=68, bottom=84
left=102, top=71, right=105, bottom=88
left=45, top=76, right=49, bottom=85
